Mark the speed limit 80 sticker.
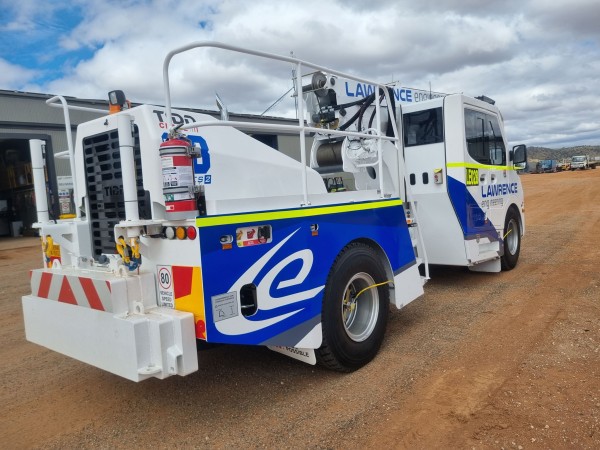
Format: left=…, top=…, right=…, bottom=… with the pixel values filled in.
left=157, top=266, right=174, bottom=308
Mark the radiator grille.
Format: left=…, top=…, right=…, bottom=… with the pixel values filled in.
left=83, top=126, right=151, bottom=257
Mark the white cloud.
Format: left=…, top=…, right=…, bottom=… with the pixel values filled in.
left=0, top=59, right=38, bottom=87
left=0, top=0, right=59, bottom=32
left=528, top=0, right=600, bottom=37
left=3, top=0, right=600, bottom=148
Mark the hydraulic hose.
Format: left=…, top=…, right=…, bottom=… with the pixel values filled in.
left=339, top=92, right=376, bottom=132
left=385, top=86, right=397, bottom=137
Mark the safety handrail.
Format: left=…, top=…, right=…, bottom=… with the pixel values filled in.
left=162, top=41, right=429, bottom=275
left=45, top=96, right=107, bottom=219
left=46, top=96, right=108, bottom=114
left=163, top=41, right=403, bottom=204
left=175, top=120, right=398, bottom=142
left=162, top=41, right=398, bottom=130
left=54, top=150, right=70, bottom=159
left=377, top=87, right=429, bottom=279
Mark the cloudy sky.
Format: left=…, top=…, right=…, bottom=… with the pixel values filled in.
left=1, top=0, right=599, bottom=148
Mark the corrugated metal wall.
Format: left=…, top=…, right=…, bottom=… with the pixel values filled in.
left=0, top=91, right=306, bottom=177
left=0, top=92, right=109, bottom=177
left=0, top=127, right=69, bottom=174
left=0, top=90, right=315, bottom=235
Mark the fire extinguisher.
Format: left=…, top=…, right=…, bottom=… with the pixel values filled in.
left=159, top=136, right=199, bottom=219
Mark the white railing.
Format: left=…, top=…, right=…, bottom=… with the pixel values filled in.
left=46, top=96, right=107, bottom=219
left=162, top=42, right=429, bottom=277
left=162, top=41, right=403, bottom=205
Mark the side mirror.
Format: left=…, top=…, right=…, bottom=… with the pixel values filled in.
left=512, top=144, right=527, bottom=165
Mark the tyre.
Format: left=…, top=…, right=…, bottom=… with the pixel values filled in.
left=501, top=208, right=521, bottom=271
left=317, top=242, right=390, bottom=372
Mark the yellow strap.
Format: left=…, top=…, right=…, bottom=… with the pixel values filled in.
left=353, top=280, right=393, bottom=301
left=116, top=238, right=130, bottom=263
left=44, top=236, right=54, bottom=259
left=130, top=238, right=140, bottom=259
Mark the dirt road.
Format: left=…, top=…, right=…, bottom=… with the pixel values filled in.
left=1, top=170, right=598, bottom=449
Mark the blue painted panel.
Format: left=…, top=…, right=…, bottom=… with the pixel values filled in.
left=198, top=202, right=415, bottom=346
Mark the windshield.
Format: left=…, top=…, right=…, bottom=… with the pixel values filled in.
left=572, top=156, right=585, bottom=162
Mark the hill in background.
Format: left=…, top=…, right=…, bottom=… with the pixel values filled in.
left=527, top=145, right=600, bottom=162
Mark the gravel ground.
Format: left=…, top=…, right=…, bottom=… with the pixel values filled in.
left=0, top=169, right=598, bottom=449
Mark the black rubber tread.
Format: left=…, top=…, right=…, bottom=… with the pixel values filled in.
left=501, top=207, right=521, bottom=271
left=316, top=242, right=390, bottom=372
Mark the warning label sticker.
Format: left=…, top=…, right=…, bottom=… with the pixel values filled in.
left=212, top=292, right=238, bottom=322
left=157, top=265, right=174, bottom=308
left=236, top=225, right=272, bottom=247
left=162, top=166, right=194, bottom=188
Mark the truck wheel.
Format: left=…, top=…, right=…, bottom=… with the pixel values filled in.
left=317, top=243, right=389, bottom=372
left=501, top=208, right=521, bottom=271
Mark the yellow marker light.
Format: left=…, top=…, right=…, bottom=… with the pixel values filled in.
left=176, top=226, right=186, bottom=240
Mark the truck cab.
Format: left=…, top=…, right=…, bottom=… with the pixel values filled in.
left=571, top=155, right=589, bottom=170
left=401, top=95, right=526, bottom=272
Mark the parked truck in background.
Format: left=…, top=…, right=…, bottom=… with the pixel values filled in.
left=570, top=155, right=597, bottom=170
left=558, top=159, right=570, bottom=171
left=537, top=159, right=559, bottom=173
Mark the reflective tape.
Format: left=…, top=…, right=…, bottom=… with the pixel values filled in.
left=196, top=198, right=403, bottom=227
left=30, top=270, right=112, bottom=312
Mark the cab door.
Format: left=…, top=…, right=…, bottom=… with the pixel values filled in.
left=463, top=107, right=506, bottom=240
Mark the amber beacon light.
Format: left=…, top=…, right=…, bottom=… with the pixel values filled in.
left=108, top=90, right=130, bottom=114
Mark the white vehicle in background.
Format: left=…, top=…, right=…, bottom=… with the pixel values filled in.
left=22, top=42, right=527, bottom=382
left=570, top=155, right=595, bottom=170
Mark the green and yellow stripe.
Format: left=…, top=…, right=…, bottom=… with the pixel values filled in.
left=196, top=198, right=402, bottom=227
left=447, top=162, right=515, bottom=171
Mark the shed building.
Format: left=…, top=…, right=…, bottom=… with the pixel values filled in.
left=0, top=89, right=303, bottom=238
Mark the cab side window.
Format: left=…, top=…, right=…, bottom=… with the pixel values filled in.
left=487, top=115, right=506, bottom=165
left=403, top=107, right=444, bottom=147
left=465, top=109, right=506, bottom=166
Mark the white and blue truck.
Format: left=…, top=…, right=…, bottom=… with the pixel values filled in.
left=22, top=42, right=527, bottom=381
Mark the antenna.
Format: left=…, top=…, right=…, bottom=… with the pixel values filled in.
left=260, top=86, right=294, bottom=116
left=215, top=92, right=228, bottom=120
left=291, top=50, right=298, bottom=119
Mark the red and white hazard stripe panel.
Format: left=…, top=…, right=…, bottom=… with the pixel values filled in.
left=30, top=270, right=113, bottom=312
